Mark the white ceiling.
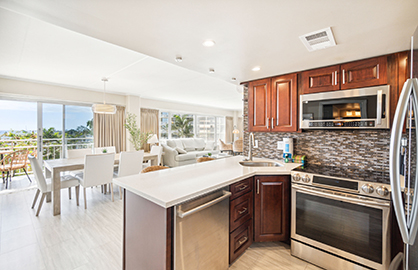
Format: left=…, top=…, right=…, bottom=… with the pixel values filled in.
left=0, top=0, right=418, bottom=111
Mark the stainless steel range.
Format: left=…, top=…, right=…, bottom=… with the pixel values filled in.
left=290, top=166, right=391, bottom=270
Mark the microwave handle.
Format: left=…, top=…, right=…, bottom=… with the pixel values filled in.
left=377, top=89, right=383, bottom=125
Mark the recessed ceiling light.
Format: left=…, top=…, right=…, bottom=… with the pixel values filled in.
left=175, top=56, right=183, bottom=62
left=252, top=66, right=261, bottom=71
left=231, top=78, right=237, bottom=81
left=203, top=40, right=216, bottom=47
left=209, top=68, right=215, bottom=73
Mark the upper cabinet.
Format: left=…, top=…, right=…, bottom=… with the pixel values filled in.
left=300, top=65, right=340, bottom=94
left=340, top=56, right=387, bottom=90
left=248, top=74, right=297, bottom=132
left=248, top=78, right=271, bottom=132
left=300, top=56, right=388, bottom=94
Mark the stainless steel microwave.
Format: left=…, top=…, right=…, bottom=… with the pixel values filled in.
left=300, top=85, right=390, bottom=129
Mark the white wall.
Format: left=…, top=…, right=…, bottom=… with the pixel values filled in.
left=0, top=77, right=126, bottom=105
left=141, top=97, right=238, bottom=117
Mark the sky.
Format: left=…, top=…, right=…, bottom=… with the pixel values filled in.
left=0, top=100, right=93, bottom=132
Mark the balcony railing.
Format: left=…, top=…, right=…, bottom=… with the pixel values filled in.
left=0, top=137, right=93, bottom=176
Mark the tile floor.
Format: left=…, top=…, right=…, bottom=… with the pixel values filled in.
left=0, top=181, right=321, bottom=270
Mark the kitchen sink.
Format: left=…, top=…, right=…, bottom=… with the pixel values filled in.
left=239, top=161, right=283, bottom=167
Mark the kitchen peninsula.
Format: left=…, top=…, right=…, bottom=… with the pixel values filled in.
left=113, top=156, right=301, bottom=270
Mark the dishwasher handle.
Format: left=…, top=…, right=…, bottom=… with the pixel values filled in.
left=177, top=190, right=232, bottom=218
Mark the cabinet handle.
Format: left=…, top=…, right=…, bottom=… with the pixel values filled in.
left=238, top=236, right=248, bottom=246
left=266, top=118, right=269, bottom=129
left=376, top=64, right=379, bottom=79
left=257, top=179, right=260, bottom=194
left=238, top=184, right=248, bottom=191
left=342, top=69, right=346, bottom=84
left=335, top=71, right=338, bottom=85
left=238, top=207, right=248, bottom=215
left=271, top=117, right=274, bottom=128
left=332, top=71, right=334, bottom=85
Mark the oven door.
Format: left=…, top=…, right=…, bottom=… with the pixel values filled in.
left=291, top=184, right=390, bottom=270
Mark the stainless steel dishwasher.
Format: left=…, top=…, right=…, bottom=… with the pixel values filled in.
left=174, top=188, right=231, bottom=270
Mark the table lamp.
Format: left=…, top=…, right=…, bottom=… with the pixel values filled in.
left=148, top=134, right=159, bottom=148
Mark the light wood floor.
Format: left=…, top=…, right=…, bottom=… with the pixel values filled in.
left=0, top=183, right=321, bottom=270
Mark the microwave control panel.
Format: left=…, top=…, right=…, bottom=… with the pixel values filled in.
left=309, top=120, right=375, bottom=128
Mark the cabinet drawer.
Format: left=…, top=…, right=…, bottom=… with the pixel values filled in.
left=230, top=192, right=253, bottom=232
left=229, top=219, right=253, bottom=264
left=230, top=178, right=253, bottom=200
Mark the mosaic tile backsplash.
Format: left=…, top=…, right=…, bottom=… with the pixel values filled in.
left=242, top=89, right=391, bottom=173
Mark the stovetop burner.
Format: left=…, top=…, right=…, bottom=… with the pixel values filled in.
left=293, top=164, right=390, bottom=184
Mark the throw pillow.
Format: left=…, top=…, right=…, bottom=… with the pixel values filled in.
left=175, top=147, right=187, bottom=154
left=181, top=138, right=196, bottom=152
left=204, top=141, right=215, bottom=150
left=194, top=138, right=206, bottom=151
left=174, top=140, right=185, bottom=150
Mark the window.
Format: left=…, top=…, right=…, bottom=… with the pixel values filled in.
left=196, top=116, right=215, bottom=141
left=160, top=112, right=169, bottom=139
left=171, top=113, right=194, bottom=138
left=0, top=99, right=93, bottom=162
left=159, top=111, right=226, bottom=142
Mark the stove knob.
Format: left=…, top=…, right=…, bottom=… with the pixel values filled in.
left=292, top=174, right=301, bottom=182
left=302, top=175, right=311, bottom=183
left=376, top=186, right=389, bottom=197
left=362, top=184, right=374, bottom=194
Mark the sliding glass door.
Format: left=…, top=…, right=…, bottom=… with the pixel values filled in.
left=0, top=99, right=93, bottom=163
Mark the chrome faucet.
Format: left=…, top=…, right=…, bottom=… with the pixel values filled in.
left=247, top=132, right=255, bottom=161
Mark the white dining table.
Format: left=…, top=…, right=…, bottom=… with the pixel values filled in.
left=44, top=152, right=159, bottom=216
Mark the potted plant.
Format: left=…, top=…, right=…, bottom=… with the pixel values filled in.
left=124, top=112, right=152, bottom=151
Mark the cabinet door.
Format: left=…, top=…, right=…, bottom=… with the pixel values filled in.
left=301, top=65, right=340, bottom=94
left=271, top=74, right=298, bottom=132
left=254, top=175, right=290, bottom=242
left=340, top=56, right=387, bottom=90
left=248, top=79, right=271, bottom=132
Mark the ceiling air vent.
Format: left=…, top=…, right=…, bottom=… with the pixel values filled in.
left=299, top=27, right=336, bottom=52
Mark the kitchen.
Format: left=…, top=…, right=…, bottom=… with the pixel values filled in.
left=1, top=1, right=418, bottom=270
left=115, top=27, right=418, bottom=269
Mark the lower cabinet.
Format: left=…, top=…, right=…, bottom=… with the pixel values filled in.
left=229, top=219, right=253, bottom=264
left=229, top=177, right=253, bottom=264
left=253, top=175, right=290, bottom=242
left=228, top=175, right=291, bottom=264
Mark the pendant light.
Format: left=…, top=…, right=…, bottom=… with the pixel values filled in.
left=92, top=77, right=116, bottom=114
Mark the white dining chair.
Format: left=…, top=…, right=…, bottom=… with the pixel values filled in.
left=29, top=155, right=80, bottom=216
left=94, top=146, right=116, bottom=154
left=67, top=148, right=93, bottom=159
left=66, top=148, right=93, bottom=183
left=144, top=145, right=163, bottom=168
left=75, top=153, right=115, bottom=209
left=114, top=150, right=144, bottom=199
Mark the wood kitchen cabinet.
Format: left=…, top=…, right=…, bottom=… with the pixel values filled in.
left=229, top=177, right=253, bottom=264
left=253, top=175, right=290, bottom=242
left=340, top=56, right=387, bottom=90
left=300, top=65, right=340, bottom=94
left=248, top=74, right=297, bottom=132
left=300, top=56, right=388, bottom=94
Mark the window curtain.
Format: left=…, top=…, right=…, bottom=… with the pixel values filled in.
left=93, top=106, right=126, bottom=153
left=141, top=108, right=159, bottom=152
left=225, top=116, right=233, bottom=143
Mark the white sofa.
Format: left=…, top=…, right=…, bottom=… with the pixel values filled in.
left=161, top=138, right=219, bottom=167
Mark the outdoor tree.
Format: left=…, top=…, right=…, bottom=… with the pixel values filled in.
left=171, top=114, right=194, bottom=138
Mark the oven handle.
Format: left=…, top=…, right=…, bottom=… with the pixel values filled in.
left=293, top=185, right=390, bottom=208
left=376, top=89, right=383, bottom=125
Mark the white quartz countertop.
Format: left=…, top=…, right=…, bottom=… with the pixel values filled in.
left=113, top=156, right=301, bottom=208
